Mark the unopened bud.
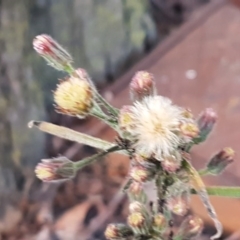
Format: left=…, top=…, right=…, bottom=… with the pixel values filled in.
left=181, top=109, right=193, bottom=119
left=127, top=212, right=149, bottom=234
left=33, top=34, right=72, bottom=71
left=129, top=181, right=143, bottom=195
left=128, top=212, right=145, bottom=228
left=129, top=201, right=145, bottom=213
left=128, top=181, right=147, bottom=203
left=130, top=165, right=154, bottom=183
left=118, top=105, right=135, bottom=135
left=161, top=154, right=181, bottom=173
left=35, top=157, right=75, bottom=182
left=167, top=195, right=189, bottom=216
left=207, top=147, right=234, bottom=175
left=179, top=215, right=203, bottom=239
left=133, top=154, right=152, bottom=166
left=196, top=108, right=217, bottom=143
left=153, top=213, right=165, bottom=229
left=104, top=223, right=133, bottom=240
left=130, top=71, right=156, bottom=101
left=54, top=71, right=93, bottom=117
left=180, top=122, right=199, bottom=139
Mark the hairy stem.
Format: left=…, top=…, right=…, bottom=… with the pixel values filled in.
left=95, top=91, right=119, bottom=117
left=74, top=145, right=121, bottom=170
left=90, top=107, right=118, bottom=131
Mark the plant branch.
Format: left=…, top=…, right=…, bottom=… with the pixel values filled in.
left=95, top=91, right=119, bottom=117
left=183, top=159, right=222, bottom=240
left=74, top=145, right=121, bottom=170
left=90, top=107, right=118, bottom=131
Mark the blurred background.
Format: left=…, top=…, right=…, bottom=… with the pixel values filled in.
left=0, top=0, right=240, bottom=239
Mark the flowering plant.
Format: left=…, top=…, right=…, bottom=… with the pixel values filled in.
left=30, top=34, right=240, bottom=240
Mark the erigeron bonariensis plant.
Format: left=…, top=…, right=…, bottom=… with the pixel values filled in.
left=29, top=34, right=240, bottom=240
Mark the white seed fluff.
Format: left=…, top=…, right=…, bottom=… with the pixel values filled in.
left=130, top=96, right=186, bottom=160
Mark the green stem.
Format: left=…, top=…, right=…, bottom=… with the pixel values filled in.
left=198, top=168, right=210, bottom=176
left=90, top=107, right=118, bottom=131
left=64, top=64, right=75, bottom=74
left=95, top=91, right=119, bottom=117
left=74, top=145, right=120, bottom=170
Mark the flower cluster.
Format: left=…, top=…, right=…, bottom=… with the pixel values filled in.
left=30, top=34, right=238, bottom=240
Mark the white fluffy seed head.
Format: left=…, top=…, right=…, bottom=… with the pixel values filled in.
left=128, top=96, right=190, bottom=160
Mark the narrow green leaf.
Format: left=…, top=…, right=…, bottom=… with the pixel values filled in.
left=192, top=186, right=240, bottom=198
left=28, top=120, right=115, bottom=150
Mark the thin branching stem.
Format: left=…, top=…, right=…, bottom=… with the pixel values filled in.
left=183, top=159, right=222, bottom=240
left=74, top=145, right=121, bottom=170
left=90, top=107, right=118, bottom=131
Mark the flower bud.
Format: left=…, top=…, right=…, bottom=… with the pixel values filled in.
left=33, top=34, right=72, bottom=71
left=127, top=212, right=149, bottom=234
left=130, top=71, right=156, bottom=101
left=118, top=105, right=136, bottom=137
left=130, top=165, right=155, bottom=183
left=161, top=154, right=181, bottom=173
left=104, top=223, right=133, bottom=240
left=128, top=181, right=147, bottom=203
left=153, top=213, right=166, bottom=232
left=167, top=195, right=189, bottom=216
left=180, top=122, right=199, bottom=140
left=54, top=72, right=93, bottom=117
left=128, top=212, right=145, bottom=228
left=129, top=181, right=143, bottom=195
left=129, top=201, right=145, bottom=213
left=35, top=157, right=75, bottom=182
left=207, top=147, right=234, bottom=175
left=196, top=108, right=217, bottom=143
left=178, top=215, right=203, bottom=239
left=133, top=154, right=153, bottom=167
left=181, top=108, right=193, bottom=119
